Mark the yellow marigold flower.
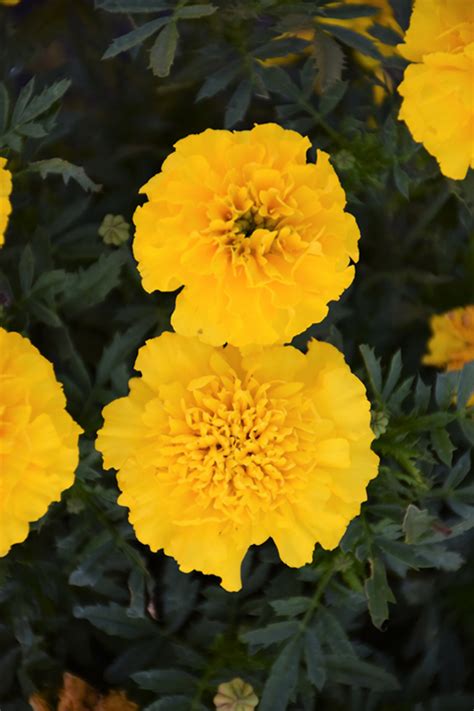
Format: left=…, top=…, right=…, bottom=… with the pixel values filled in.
left=423, top=306, right=474, bottom=407
left=133, top=123, right=359, bottom=347
left=0, top=0, right=21, bottom=5
left=0, top=328, right=82, bottom=557
left=0, top=157, right=13, bottom=247
left=30, top=673, right=138, bottom=711
left=398, top=0, right=474, bottom=180
left=96, top=332, right=379, bottom=591
left=214, top=677, right=258, bottom=711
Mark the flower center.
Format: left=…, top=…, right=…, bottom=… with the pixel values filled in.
left=234, top=208, right=278, bottom=239
left=161, top=373, right=315, bottom=520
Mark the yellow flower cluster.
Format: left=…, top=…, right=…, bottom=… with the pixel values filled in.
left=0, top=328, right=82, bottom=557
left=0, top=157, right=13, bottom=247
left=30, top=672, right=138, bottom=711
left=133, top=123, right=359, bottom=347
left=398, top=0, right=474, bottom=180
left=97, top=332, right=378, bottom=591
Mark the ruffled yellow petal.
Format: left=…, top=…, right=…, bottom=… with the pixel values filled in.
left=0, top=157, right=13, bottom=247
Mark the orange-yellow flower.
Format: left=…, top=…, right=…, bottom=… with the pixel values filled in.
left=0, top=1, right=21, bottom=5
left=133, top=123, right=359, bottom=347
left=423, top=305, right=474, bottom=381
left=398, top=0, right=474, bottom=180
left=96, top=332, right=379, bottom=592
left=0, top=157, right=12, bottom=247
left=0, top=328, right=82, bottom=556
left=30, top=673, right=138, bottom=711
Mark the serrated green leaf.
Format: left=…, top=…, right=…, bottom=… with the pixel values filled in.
left=241, top=620, right=299, bottom=649
left=224, top=78, right=252, bottom=128
left=435, top=371, right=458, bottom=409
left=196, top=61, right=240, bottom=101
left=177, top=4, right=217, bottom=19
left=382, top=350, right=402, bottom=399
left=445, top=452, right=471, bottom=490
left=319, top=79, right=348, bottom=116
left=402, top=505, right=436, bottom=544
left=364, top=556, right=395, bottom=630
left=359, top=344, right=383, bottom=397
left=320, top=3, right=378, bottom=20
left=326, top=654, right=400, bottom=690
left=61, top=251, right=126, bottom=313
left=318, top=608, right=355, bottom=656
left=431, top=428, right=455, bottom=466
left=29, top=301, right=62, bottom=328
left=270, top=596, right=310, bottom=617
left=261, top=66, right=301, bottom=101
left=95, top=316, right=156, bottom=387
left=11, top=78, right=35, bottom=125
left=131, top=669, right=197, bottom=693
left=149, top=22, right=179, bottom=77
left=259, top=639, right=302, bottom=711
left=28, top=158, right=101, bottom=192
left=304, top=626, right=326, bottom=690
left=322, top=24, right=382, bottom=59
left=73, top=603, right=158, bottom=638
left=103, top=17, right=169, bottom=59
left=17, top=79, right=71, bottom=125
left=313, top=29, right=345, bottom=90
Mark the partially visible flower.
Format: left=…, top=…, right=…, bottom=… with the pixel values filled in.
left=30, top=673, right=138, bottom=711
left=0, top=157, right=13, bottom=247
left=423, top=306, right=474, bottom=406
left=398, top=0, right=474, bottom=180
left=133, top=123, right=359, bottom=347
left=423, top=306, right=474, bottom=371
left=214, top=678, right=258, bottom=711
left=0, top=328, right=82, bottom=557
left=99, top=213, right=130, bottom=246
left=96, top=332, right=379, bottom=591
left=0, top=1, right=21, bottom=5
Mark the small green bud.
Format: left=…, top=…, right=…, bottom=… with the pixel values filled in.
left=99, top=214, right=130, bottom=246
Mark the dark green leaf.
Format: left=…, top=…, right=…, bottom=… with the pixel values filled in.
left=177, top=4, right=217, bottom=19
left=28, top=159, right=102, bottom=192
left=270, top=597, right=311, bottom=617
left=259, top=639, right=302, bottom=711
left=224, top=79, right=252, bottom=128
left=359, top=344, right=383, bottom=397
left=196, top=61, right=240, bottom=101
left=96, top=0, right=171, bottom=12
left=73, top=603, right=158, bottom=639
left=445, top=452, right=471, bottom=489
left=304, top=626, right=326, bottom=690
left=0, top=82, right=9, bottom=134
left=131, top=669, right=196, bottom=693
left=103, top=17, right=169, bottom=59
left=364, top=556, right=395, bottom=630
left=402, top=505, right=436, bottom=544
left=321, top=24, right=383, bottom=60
left=241, top=620, right=299, bottom=649
left=18, top=79, right=71, bottom=124
left=19, top=244, right=35, bottom=294
left=326, top=654, right=400, bottom=690
left=457, top=362, right=474, bottom=409
left=149, top=22, right=179, bottom=77
left=431, top=428, right=455, bottom=466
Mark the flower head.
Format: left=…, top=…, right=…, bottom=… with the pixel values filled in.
left=133, top=123, right=359, bottom=347
left=0, top=157, right=13, bottom=247
left=214, top=678, right=258, bottom=711
left=30, top=673, right=138, bottom=711
left=423, top=306, right=474, bottom=371
left=96, top=332, right=379, bottom=591
left=398, top=0, right=474, bottom=180
left=0, top=328, right=82, bottom=556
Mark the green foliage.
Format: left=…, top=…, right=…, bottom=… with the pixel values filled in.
left=1, top=0, right=473, bottom=709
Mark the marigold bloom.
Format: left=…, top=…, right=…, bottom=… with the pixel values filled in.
left=30, top=673, right=138, bottom=711
left=0, top=1, right=21, bottom=5
left=0, top=157, right=13, bottom=247
left=398, top=0, right=474, bottom=180
left=424, top=306, right=474, bottom=367
left=133, top=124, right=359, bottom=347
left=96, top=332, right=379, bottom=591
left=0, top=328, right=82, bottom=556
